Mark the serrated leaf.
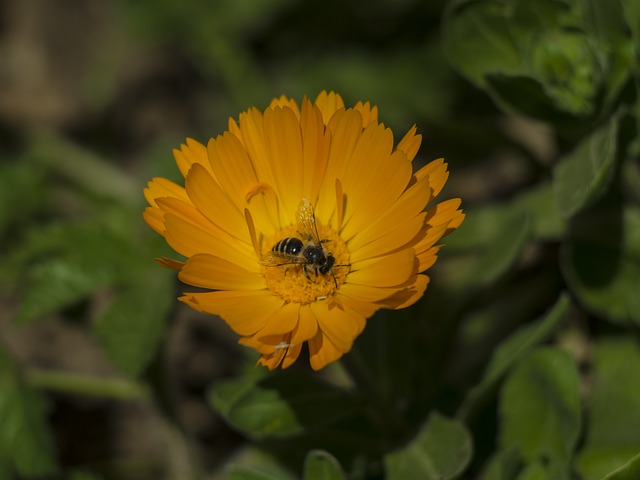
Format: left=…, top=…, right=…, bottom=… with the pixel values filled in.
left=209, top=371, right=363, bottom=439
left=0, top=347, right=58, bottom=477
left=303, top=450, right=346, bottom=480
left=553, top=116, right=619, bottom=218
left=499, top=347, right=581, bottom=464
left=561, top=206, right=640, bottom=326
left=576, top=338, right=640, bottom=480
left=93, top=263, right=174, bottom=378
left=10, top=222, right=128, bottom=324
left=457, top=294, right=569, bottom=420
left=384, top=412, right=472, bottom=480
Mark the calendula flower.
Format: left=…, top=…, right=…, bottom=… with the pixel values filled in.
left=143, top=91, right=464, bottom=370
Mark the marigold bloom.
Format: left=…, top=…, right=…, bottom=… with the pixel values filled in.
left=143, top=91, right=464, bottom=370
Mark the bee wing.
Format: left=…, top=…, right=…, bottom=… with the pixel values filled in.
left=260, top=251, right=307, bottom=267
left=296, top=197, right=321, bottom=243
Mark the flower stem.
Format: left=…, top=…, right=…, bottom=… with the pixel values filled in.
left=340, top=347, right=411, bottom=445
left=25, top=368, right=149, bottom=400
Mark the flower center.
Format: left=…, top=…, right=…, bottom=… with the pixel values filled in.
left=261, top=223, right=350, bottom=304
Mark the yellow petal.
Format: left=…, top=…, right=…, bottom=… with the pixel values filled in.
left=349, top=249, right=416, bottom=288
left=348, top=212, right=425, bottom=263
left=156, top=257, right=184, bottom=270
left=377, top=274, right=430, bottom=310
left=347, top=172, right=431, bottom=252
left=180, top=290, right=283, bottom=336
left=281, top=343, right=303, bottom=369
left=256, top=302, right=300, bottom=337
left=308, top=331, right=346, bottom=371
left=339, top=283, right=397, bottom=303
left=314, top=91, right=345, bottom=125
left=300, top=98, right=331, bottom=203
left=163, top=214, right=255, bottom=270
left=185, top=163, right=248, bottom=242
left=173, top=138, right=210, bottom=178
left=290, top=305, right=319, bottom=345
left=396, top=126, right=422, bottom=162
left=416, top=158, right=448, bottom=199
left=269, top=95, right=300, bottom=117
left=316, top=109, right=364, bottom=223
left=310, top=301, right=364, bottom=352
left=179, top=253, right=265, bottom=290
left=263, top=106, right=304, bottom=222
left=156, top=196, right=212, bottom=231
left=207, top=132, right=257, bottom=209
left=237, top=107, right=277, bottom=189
left=144, top=177, right=189, bottom=207
left=143, top=207, right=165, bottom=235
left=354, top=101, right=378, bottom=127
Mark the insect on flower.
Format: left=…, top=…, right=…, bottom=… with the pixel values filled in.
left=261, top=198, right=350, bottom=287
left=143, top=91, right=465, bottom=370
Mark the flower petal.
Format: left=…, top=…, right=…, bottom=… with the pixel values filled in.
left=144, top=177, right=189, bottom=207
left=263, top=105, right=304, bottom=222
left=314, top=91, right=345, bottom=125
left=179, top=253, right=265, bottom=290
left=173, top=138, right=210, bottom=178
left=349, top=213, right=426, bottom=263
left=180, top=290, right=283, bottom=336
left=185, top=163, right=248, bottom=241
left=256, top=302, right=301, bottom=337
left=376, top=274, right=430, bottom=310
left=310, top=301, right=365, bottom=352
left=396, top=125, right=422, bottom=162
left=349, top=249, right=416, bottom=288
left=290, top=305, right=319, bottom=345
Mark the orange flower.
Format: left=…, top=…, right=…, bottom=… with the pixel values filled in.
left=143, top=91, right=464, bottom=370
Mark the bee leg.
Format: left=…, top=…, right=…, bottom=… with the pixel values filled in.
left=303, top=264, right=314, bottom=283
left=331, top=273, right=338, bottom=288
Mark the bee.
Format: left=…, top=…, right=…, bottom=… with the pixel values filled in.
left=261, top=198, right=347, bottom=287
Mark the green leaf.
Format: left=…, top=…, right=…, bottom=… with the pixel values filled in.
left=0, top=161, right=47, bottom=241
left=303, top=450, right=346, bottom=480
left=0, top=347, right=58, bottom=477
left=93, top=263, right=174, bottom=378
left=209, top=371, right=363, bottom=439
left=481, top=446, right=521, bottom=480
left=516, top=459, right=572, bottom=480
left=442, top=204, right=532, bottom=290
left=223, top=446, right=297, bottom=480
left=471, top=212, right=532, bottom=287
left=601, top=452, right=640, bottom=480
left=384, top=411, right=472, bottom=480
left=576, top=338, right=640, bottom=480
left=513, top=181, right=565, bottom=240
left=457, top=294, right=570, bottom=420
left=442, top=0, right=522, bottom=89
left=561, top=206, right=640, bottom=326
left=10, top=222, right=127, bottom=324
left=553, top=116, right=619, bottom=218
left=578, top=0, right=635, bottom=109
left=499, top=347, right=581, bottom=464
left=226, top=466, right=287, bottom=480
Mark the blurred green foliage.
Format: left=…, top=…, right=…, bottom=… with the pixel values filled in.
left=1, top=0, right=639, bottom=478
